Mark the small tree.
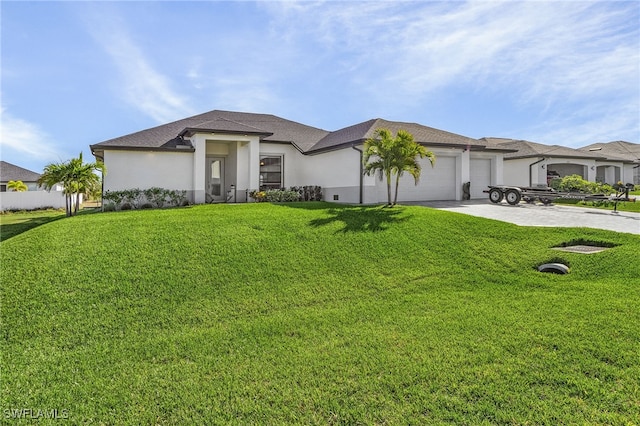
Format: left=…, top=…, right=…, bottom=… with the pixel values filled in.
left=363, top=128, right=435, bottom=206
left=7, top=180, right=28, bottom=192
left=38, top=153, right=105, bottom=217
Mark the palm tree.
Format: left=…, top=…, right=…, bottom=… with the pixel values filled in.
left=363, top=128, right=435, bottom=206
left=67, top=153, right=104, bottom=214
left=7, top=180, right=28, bottom=192
left=39, top=161, right=72, bottom=215
left=38, top=153, right=105, bottom=217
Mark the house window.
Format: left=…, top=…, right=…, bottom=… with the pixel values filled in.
left=259, top=155, right=283, bottom=190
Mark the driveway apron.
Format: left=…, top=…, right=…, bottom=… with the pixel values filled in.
left=408, top=200, right=640, bottom=235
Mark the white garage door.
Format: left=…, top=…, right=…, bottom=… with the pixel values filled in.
left=376, top=156, right=457, bottom=202
left=470, top=158, right=491, bottom=199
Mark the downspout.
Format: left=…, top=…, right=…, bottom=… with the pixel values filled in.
left=529, top=157, right=545, bottom=187
left=352, top=144, right=363, bottom=204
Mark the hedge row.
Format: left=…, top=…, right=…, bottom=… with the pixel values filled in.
left=103, top=188, right=188, bottom=211
left=249, top=186, right=323, bottom=202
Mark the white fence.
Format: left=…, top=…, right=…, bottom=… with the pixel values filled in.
left=0, top=191, right=73, bottom=211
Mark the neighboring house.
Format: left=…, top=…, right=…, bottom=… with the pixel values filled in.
left=578, top=141, right=640, bottom=185
left=0, top=161, right=42, bottom=191
left=481, top=138, right=612, bottom=187
left=0, top=161, right=67, bottom=211
left=90, top=110, right=511, bottom=204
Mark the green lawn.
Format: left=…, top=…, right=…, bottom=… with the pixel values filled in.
left=0, top=209, right=66, bottom=241
left=553, top=199, right=640, bottom=212
left=1, top=203, right=639, bottom=424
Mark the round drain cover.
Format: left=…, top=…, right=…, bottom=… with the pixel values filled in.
left=538, top=263, right=569, bottom=274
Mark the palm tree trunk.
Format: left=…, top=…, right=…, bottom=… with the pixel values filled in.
left=386, top=170, right=392, bottom=206
left=393, top=173, right=400, bottom=206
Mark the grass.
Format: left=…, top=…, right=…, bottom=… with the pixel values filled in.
left=0, top=207, right=103, bottom=241
left=1, top=203, right=639, bottom=424
left=553, top=194, right=640, bottom=213
left=0, top=209, right=66, bottom=241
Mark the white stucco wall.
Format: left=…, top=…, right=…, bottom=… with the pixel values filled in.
left=504, top=157, right=599, bottom=187
left=0, top=191, right=71, bottom=211
left=293, top=146, right=499, bottom=204
left=302, top=148, right=362, bottom=203
left=260, top=143, right=308, bottom=188
left=595, top=161, right=636, bottom=185
left=625, top=164, right=639, bottom=185
left=100, top=140, right=509, bottom=205
left=503, top=158, right=542, bottom=187
left=103, top=150, right=194, bottom=193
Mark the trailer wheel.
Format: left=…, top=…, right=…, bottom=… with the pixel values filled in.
left=505, top=189, right=521, bottom=205
left=489, top=188, right=503, bottom=203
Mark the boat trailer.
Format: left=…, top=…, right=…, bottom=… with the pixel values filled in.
left=483, top=184, right=635, bottom=211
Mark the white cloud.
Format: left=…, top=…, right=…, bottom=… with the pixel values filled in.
left=273, top=1, right=638, bottom=104
left=82, top=7, right=195, bottom=123
left=525, top=101, right=640, bottom=148
left=0, top=107, right=63, bottom=161
left=204, top=75, right=281, bottom=114
left=263, top=1, right=639, bottom=143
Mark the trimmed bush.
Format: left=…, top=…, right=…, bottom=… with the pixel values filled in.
left=250, top=186, right=323, bottom=203
left=102, top=188, right=188, bottom=211
left=555, top=175, right=614, bottom=194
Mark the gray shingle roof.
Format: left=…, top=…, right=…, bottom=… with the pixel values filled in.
left=308, top=118, right=484, bottom=153
left=483, top=139, right=607, bottom=160
left=91, top=110, right=487, bottom=155
left=0, top=161, right=41, bottom=182
left=91, top=110, right=330, bottom=153
left=578, top=141, right=640, bottom=163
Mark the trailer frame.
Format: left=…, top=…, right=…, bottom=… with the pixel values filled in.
left=483, top=184, right=634, bottom=212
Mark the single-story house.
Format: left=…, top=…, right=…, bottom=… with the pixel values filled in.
left=0, top=161, right=42, bottom=192
left=578, top=141, right=640, bottom=185
left=479, top=138, right=632, bottom=187
left=90, top=110, right=512, bottom=204
left=0, top=161, right=68, bottom=211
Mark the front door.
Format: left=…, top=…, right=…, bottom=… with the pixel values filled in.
left=206, top=157, right=225, bottom=202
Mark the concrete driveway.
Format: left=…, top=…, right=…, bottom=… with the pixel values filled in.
left=408, top=200, right=640, bottom=235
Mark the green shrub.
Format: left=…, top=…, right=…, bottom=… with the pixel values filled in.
left=101, top=188, right=188, bottom=210
left=102, top=190, right=125, bottom=207
left=143, top=187, right=167, bottom=208
left=251, top=186, right=322, bottom=202
left=121, top=188, right=143, bottom=208
left=263, top=189, right=299, bottom=202
left=167, top=190, right=187, bottom=207
left=249, top=190, right=266, bottom=202
left=290, top=186, right=323, bottom=201
left=549, top=177, right=562, bottom=190
left=556, top=174, right=614, bottom=194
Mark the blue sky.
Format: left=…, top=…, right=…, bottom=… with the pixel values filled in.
left=1, top=1, right=639, bottom=173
